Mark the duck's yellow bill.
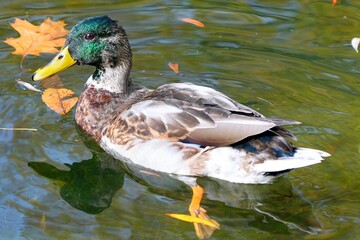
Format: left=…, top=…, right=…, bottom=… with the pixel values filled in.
left=32, top=46, right=76, bottom=81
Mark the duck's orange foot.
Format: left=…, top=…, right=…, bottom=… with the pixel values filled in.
left=190, top=206, right=220, bottom=239
left=166, top=210, right=220, bottom=237
left=166, top=185, right=220, bottom=239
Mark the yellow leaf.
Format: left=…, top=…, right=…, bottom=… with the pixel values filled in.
left=168, top=62, right=179, bottom=74
left=4, top=18, right=69, bottom=65
left=41, top=88, right=78, bottom=115
left=165, top=213, right=219, bottom=228
left=181, top=18, right=205, bottom=28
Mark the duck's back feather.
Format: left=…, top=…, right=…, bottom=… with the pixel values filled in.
left=114, top=83, right=299, bottom=147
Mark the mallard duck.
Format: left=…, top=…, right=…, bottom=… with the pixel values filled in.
left=33, top=16, right=330, bottom=239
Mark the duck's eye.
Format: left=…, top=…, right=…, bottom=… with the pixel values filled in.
left=84, top=32, right=96, bottom=41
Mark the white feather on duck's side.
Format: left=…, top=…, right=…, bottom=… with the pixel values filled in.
left=252, top=148, right=330, bottom=173
left=100, top=137, right=194, bottom=175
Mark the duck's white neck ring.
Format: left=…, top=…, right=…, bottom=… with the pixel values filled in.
left=86, top=63, right=130, bottom=94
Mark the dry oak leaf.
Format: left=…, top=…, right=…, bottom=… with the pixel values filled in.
left=181, top=18, right=205, bottom=28
left=42, top=88, right=78, bottom=115
left=4, top=18, right=69, bottom=62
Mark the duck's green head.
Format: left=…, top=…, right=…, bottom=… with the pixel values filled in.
left=33, top=16, right=131, bottom=81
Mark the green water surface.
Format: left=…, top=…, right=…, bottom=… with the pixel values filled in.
left=1, top=0, right=360, bottom=239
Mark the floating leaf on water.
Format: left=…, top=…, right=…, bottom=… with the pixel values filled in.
left=41, top=88, right=78, bottom=115
left=180, top=18, right=205, bottom=28
left=351, top=37, right=360, bottom=53
left=4, top=18, right=69, bottom=66
left=168, top=62, right=179, bottom=73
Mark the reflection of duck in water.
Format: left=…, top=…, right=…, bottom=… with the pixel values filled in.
left=126, top=163, right=324, bottom=235
left=29, top=150, right=125, bottom=214
left=29, top=152, right=323, bottom=237
left=33, top=16, right=330, bottom=239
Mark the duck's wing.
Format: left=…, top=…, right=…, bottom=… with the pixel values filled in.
left=115, top=83, right=299, bottom=146
left=153, top=83, right=265, bottom=118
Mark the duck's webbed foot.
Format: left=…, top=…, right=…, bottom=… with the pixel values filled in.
left=167, top=185, right=220, bottom=239
left=189, top=185, right=220, bottom=239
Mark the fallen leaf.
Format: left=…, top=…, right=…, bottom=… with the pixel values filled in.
left=351, top=38, right=360, bottom=53
left=181, top=18, right=205, bottom=28
left=168, top=62, right=179, bottom=73
left=4, top=18, right=69, bottom=66
left=332, top=0, right=337, bottom=5
left=16, top=79, right=42, bottom=93
left=41, top=88, right=78, bottom=115
left=40, top=213, right=46, bottom=231
left=165, top=213, right=219, bottom=228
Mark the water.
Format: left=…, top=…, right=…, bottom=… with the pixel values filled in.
left=1, top=0, right=360, bottom=239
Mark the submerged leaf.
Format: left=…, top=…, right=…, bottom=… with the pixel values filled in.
left=39, top=75, right=64, bottom=89
left=40, top=213, right=46, bottom=231
left=181, top=18, right=205, bottom=28
left=41, top=88, right=78, bottom=114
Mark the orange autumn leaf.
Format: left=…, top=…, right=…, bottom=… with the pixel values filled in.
left=4, top=18, right=69, bottom=65
left=181, top=18, right=205, bottom=28
left=332, top=0, right=337, bottom=5
left=168, top=62, right=179, bottom=73
left=42, top=88, right=78, bottom=115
